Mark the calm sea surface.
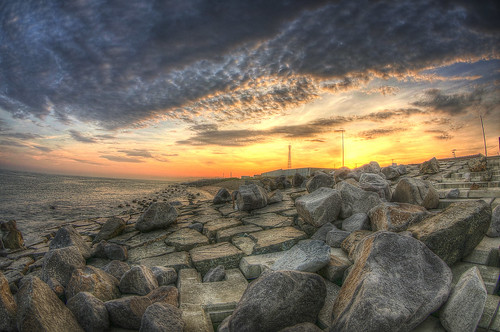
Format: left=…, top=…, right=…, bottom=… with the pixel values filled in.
left=0, top=169, right=179, bottom=245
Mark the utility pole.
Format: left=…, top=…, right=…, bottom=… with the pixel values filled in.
left=480, top=115, right=487, bottom=158
left=334, top=129, right=345, bottom=167
left=287, top=145, right=292, bottom=169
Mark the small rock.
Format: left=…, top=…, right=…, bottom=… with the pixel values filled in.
left=305, top=172, right=334, bottom=193
left=213, top=188, right=232, bottom=205
left=188, top=222, right=204, bottom=233
left=325, top=228, right=350, bottom=248
left=0, top=220, right=25, bottom=249
left=135, top=202, right=178, bottom=232
left=105, top=295, right=152, bottom=329
left=392, top=177, right=439, bottom=209
left=146, top=285, right=179, bottom=307
left=341, top=213, right=370, bottom=232
left=486, top=205, right=500, bottom=237
left=236, top=184, right=268, bottom=211
left=440, top=266, right=487, bottom=332
left=271, top=240, right=330, bottom=273
left=446, top=188, right=460, bottom=199
left=468, top=154, right=487, bottom=172
left=42, top=246, right=86, bottom=287
left=16, top=276, right=84, bottom=331
left=93, top=216, right=126, bottom=243
left=268, top=190, right=283, bottom=204
left=139, top=302, right=184, bottom=332
left=381, top=166, right=400, bottom=180
left=222, top=270, right=326, bottom=331
left=93, top=240, right=128, bottom=261
left=0, top=272, right=17, bottom=332
left=66, top=292, right=110, bottom=332
left=101, top=260, right=131, bottom=280
left=420, top=157, right=440, bottom=174
left=369, top=202, right=430, bottom=232
left=65, top=265, right=120, bottom=302
left=203, top=265, right=226, bottom=282
left=119, top=265, right=158, bottom=296
left=295, top=187, right=342, bottom=227
left=151, top=266, right=177, bottom=286
left=49, top=225, right=92, bottom=259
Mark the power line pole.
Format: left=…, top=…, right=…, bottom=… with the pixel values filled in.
left=287, top=144, right=292, bottom=169
left=334, top=129, right=345, bottom=167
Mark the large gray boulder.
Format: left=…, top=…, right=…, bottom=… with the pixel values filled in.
left=369, top=202, right=430, bottom=232
left=359, top=173, right=391, bottom=201
left=341, top=213, right=370, bottom=232
left=271, top=240, right=330, bottom=273
left=213, top=188, right=232, bottom=204
left=221, top=270, right=326, bottom=332
left=119, top=265, right=158, bottom=296
left=151, top=266, right=177, bottom=286
left=93, top=216, right=126, bottom=243
left=0, top=272, right=17, bottom=332
left=357, top=161, right=381, bottom=174
left=16, top=276, right=84, bottom=332
left=305, top=172, right=334, bottom=193
left=468, top=154, right=487, bottom=172
left=420, top=157, right=440, bottom=174
left=93, top=240, right=128, bottom=261
left=236, top=184, right=268, bottom=211
left=381, top=166, right=400, bottom=180
left=102, top=260, right=131, bottom=280
left=337, top=182, right=382, bottom=219
left=66, top=292, right=110, bottom=332
left=105, top=295, right=152, bottom=329
left=135, top=202, right=178, bottom=232
left=49, top=225, right=92, bottom=259
left=408, top=200, right=491, bottom=266
left=146, top=285, right=179, bottom=308
left=331, top=231, right=452, bottom=332
left=0, top=220, right=25, bottom=249
left=440, top=266, right=487, bottom=332
left=139, top=302, right=184, bottom=332
left=295, top=187, right=341, bottom=227
left=65, top=265, right=120, bottom=302
left=292, top=173, right=306, bottom=187
left=392, top=177, right=439, bottom=209
left=486, top=205, right=500, bottom=237
left=42, top=245, right=86, bottom=287
left=326, top=228, right=351, bottom=248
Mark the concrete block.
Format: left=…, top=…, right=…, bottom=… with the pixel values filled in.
left=242, top=213, right=293, bottom=229
left=239, top=251, right=286, bottom=279
left=138, top=251, right=192, bottom=271
left=190, top=242, right=244, bottom=275
left=451, top=262, right=500, bottom=295
left=249, top=227, right=308, bottom=255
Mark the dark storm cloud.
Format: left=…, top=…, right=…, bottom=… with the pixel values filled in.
left=69, top=130, right=97, bottom=143
left=0, top=0, right=498, bottom=129
left=424, top=129, right=453, bottom=140
left=358, top=127, right=407, bottom=140
left=411, top=89, right=485, bottom=115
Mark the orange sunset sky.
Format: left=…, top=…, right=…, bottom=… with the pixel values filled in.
left=0, top=1, right=499, bottom=179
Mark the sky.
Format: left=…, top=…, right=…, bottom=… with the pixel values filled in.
left=0, top=0, right=499, bottom=179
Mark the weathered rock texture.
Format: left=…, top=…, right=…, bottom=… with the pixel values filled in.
left=337, top=182, right=381, bottom=219
left=331, top=231, right=452, bottom=332
left=66, top=265, right=120, bottom=301
left=0, top=272, right=17, bottom=332
left=236, top=184, right=268, bottom=211
left=93, top=216, right=126, bottom=243
left=392, top=177, right=439, bottom=209
left=105, top=295, right=152, bottom=329
left=66, top=291, right=110, bottom=332
left=305, top=172, right=334, bottom=193
left=0, top=220, right=25, bottom=249
left=369, top=202, right=430, bottom=232
left=213, top=188, right=232, bottom=204
left=16, top=276, right=84, bottom=332
left=139, top=302, right=184, bottom=332
left=119, top=265, right=159, bottom=296
left=271, top=240, right=330, bottom=273
left=408, top=200, right=492, bottom=266
left=135, top=202, right=178, bottom=232
left=222, top=270, right=326, bottom=332
left=295, top=187, right=341, bottom=227
left=440, top=266, right=487, bottom=332
left=468, top=154, right=487, bottom=172
left=42, top=245, right=86, bottom=287
left=487, top=204, right=500, bottom=237
left=420, top=157, right=440, bottom=174
left=49, top=225, right=92, bottom=259
left=359, top=173, right=391, bottom=201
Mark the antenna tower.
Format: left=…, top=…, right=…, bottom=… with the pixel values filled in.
left=287, top=144, right=292, bottom=169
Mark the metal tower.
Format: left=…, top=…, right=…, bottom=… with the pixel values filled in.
left=287, top=144, right=292, bottom=169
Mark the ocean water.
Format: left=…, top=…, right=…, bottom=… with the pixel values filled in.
left=0, top=169, right=179, bottom=245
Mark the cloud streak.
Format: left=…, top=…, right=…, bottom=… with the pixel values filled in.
left=0, top=0, right=497, bottom=130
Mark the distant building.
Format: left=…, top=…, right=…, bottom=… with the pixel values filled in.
left=241, top=175, right=251, bottom=179
left=260, top=167, right=336, bottom=178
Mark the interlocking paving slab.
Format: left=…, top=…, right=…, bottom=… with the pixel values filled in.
left=239, top=251, right=286, bottom=279
left=109, top=229, right=170, bottom=249
left=138, top=251, right=192, bottom=271
left=203, top=218, right=241, bottom=241
left=451, top=262, right=500, bottom=295
left=216, top=225, right=263, bottom=243
left=462, top=236, right=500, bottom=267
left=179, top=268, right=248, bottom=330
left=231, top=236, right=255, bottom=256
left=127, top=240, right=176, bottom=263
left=165, top=228, right=210, bottom=251
left=242, top=213, right=293, bottom=229
left=251, top=200, right=295, bottom=215
left=190, top=242, right=245, bottom=275
left=249, top=226, right=308, bottom=255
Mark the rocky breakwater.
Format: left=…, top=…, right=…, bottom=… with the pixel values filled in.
left=0, top=161, right=499, bottom=331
